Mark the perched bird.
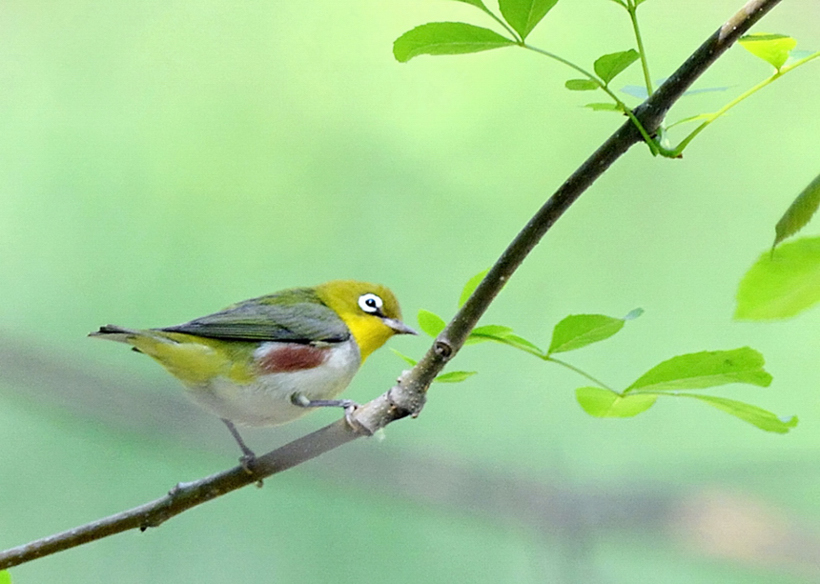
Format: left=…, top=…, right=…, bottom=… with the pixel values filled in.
left=90, top=280, right=416, bottom=461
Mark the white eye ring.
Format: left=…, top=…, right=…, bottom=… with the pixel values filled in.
left=358, top=293, right=384, bottom=314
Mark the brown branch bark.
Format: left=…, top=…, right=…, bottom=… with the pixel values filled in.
left=0, top=0, right=785, bottom=571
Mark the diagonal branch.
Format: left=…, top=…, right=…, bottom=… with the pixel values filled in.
left=0, top=0, right=784, bottom=571
left=392, top=0, right=783, bottom=405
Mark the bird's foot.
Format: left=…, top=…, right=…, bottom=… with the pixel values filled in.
left=291, top=393, right=366, bottom=433
left=290, top=393, right=359, bottom=411
left=239, top=452, right=256, bottom=474
left=221, top=418, right=262, bottom=484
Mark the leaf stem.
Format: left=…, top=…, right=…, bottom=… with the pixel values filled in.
left=627, top=1, right=654, bottom=96
left=521, top=43, right=597, bottom=80
left=501, top=339, right=544, bottom=358
left=668, top=49, right=820, bottom=156
left=545, top=356, right=617, bottom=392
left=522, top=43, right=670, bottom=157
left=602, top=87, right=666, bottom=156
left=483, top=6, right=522, bottom=43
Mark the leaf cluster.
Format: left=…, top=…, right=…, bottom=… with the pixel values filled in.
left=394, top=4, right=818, bottom=159
left=736, top=172, right=820, bottom=320
left=731, top=37, right=820, bottom=320
left=398, top=271, right=796, bottom=433
left=394, top=0, right=642, bottom=114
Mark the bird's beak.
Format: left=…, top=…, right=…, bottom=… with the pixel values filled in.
left=383, top=318, right=418, bottom=336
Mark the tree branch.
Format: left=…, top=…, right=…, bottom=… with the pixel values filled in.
left=0, top=0, right=784, bottom=571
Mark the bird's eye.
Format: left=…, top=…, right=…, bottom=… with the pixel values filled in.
left=358, top=293, right=383, bottom=314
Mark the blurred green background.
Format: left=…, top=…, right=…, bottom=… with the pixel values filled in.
left=2, top=0, right=820, bottom=582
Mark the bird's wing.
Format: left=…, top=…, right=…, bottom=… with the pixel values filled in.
left=159, top=289, right=350, bottom=344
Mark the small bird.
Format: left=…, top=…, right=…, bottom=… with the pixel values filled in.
left=90, top=280, right=416, bottom=461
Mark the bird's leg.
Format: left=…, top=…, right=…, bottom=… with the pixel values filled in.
left=290, top=393, right=359, bottom=411
left=221, top=418, right=257, bottom=473
left=290, top=393, right=360, bottom=427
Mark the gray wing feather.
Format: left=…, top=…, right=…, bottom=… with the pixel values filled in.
left=160, top=299, right=350, bottom=343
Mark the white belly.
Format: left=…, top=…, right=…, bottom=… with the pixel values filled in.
left=187, top=339, right=361, bottom=426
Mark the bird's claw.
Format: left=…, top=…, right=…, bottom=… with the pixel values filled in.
left=342, top=401, right=361, bottom=430
left=290, top=393, right=366, bottom=433
left=239, top=453, right=256, bottom=474
left=238, top=453, right=264, bottom=487
left=290, top=393, right=311, bottom=407
left=290, top=393, right=360, bottom=411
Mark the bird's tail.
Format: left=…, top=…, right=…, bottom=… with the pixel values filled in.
left=88, top=324, right=144, bottom=344
left=90, top=324, right=227, bottom=385
left=89, top=325, right=178, bottom=353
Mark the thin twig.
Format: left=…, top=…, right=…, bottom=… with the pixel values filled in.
left=0, top=0, right=785, bottom=571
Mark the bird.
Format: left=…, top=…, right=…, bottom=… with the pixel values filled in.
left=90, top=280, right=416, bottom=462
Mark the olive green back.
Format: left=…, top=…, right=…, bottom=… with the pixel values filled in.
left=160, top=288, right=350, bottom=344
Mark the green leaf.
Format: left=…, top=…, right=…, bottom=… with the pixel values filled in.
left=469, top=326, right=543, bottom=354
left=774, top=173, right=820, bottom=248
left=434, top=370, right=478, bottom=383
left=547, top=314, right=625, bottom=354
left=394, top=23, right=516, bottom=63
left=565, top=79, right=599, bottom=91
left=675, top=393, right=798, bottom=434
left=623, top=307, right=644, bottom=320
left=620, top=83, right=727, bottom=100
left=626, top=347, right=772, bottom=392
left=785, top=49, right=820, bottom=68
left=506, top=333, right=539, bottom=351
left=739, top=33, right=797, bottom=70
left=499, top=0, right=559, bottom=41
left=594, top=49, right=640, bottom=84
left=465, top=324, right=512, bottom=345
left=390, top=348, right=418, bottom=367
left=0, top=571, right=11, bottom=584
left=459, top=268, right=490, bottom=307
left=498, top=332, right=543, bottom=353
left=620, top=85, right=649, bottom=99
left=576, top=386, right=657, bottom=417
left=417, top=309, right=446, bottom=337
left=584, top=102, right=622, bottom=112
left=736, top=237, right=820, bottom=320
left=471, top=324, right=514, bottom=336
left=681, top=86, right=730, bottom=96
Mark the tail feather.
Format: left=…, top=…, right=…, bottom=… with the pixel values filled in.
left=88, top=324, right=143, bottom=343
left=89, top=325, right=180, bottom=350
left=90, top=324, right=223, bottom=385
left=92, top=324, right=136, bottom=334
